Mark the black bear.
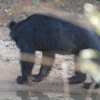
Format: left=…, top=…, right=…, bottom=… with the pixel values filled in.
left=9, top=13, right=100, bottom=84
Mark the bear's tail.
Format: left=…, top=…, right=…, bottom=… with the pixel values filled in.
left=8, top=21, right=17, bottom=30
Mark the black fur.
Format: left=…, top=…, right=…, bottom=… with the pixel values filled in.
left=9, top=13, right=100, bottom=84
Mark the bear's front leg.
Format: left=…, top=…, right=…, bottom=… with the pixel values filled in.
left=17, top=61, right=33, bottom=84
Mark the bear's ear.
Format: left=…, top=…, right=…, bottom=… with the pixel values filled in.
left=8, top=21, right=17, bottom=30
